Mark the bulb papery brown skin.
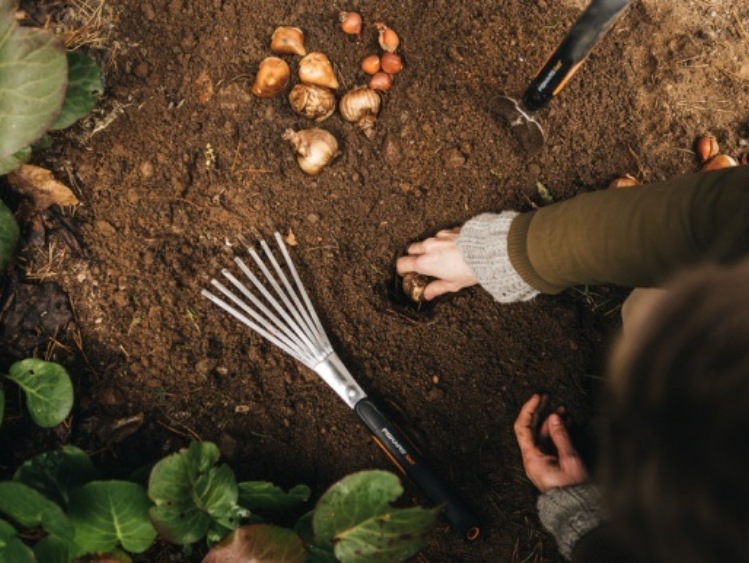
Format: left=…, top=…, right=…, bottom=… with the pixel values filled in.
left=607, top=174, right=639, bottom=189
left=340, top=11, right=362, bottom=37
left=696, top=135, right=719, bottom=163
left=270, top=26, right=306, bottom=56
left=368, top=71, right=392, bottom=92
left=288, top=84, right=336, bottom=122
left=375, top=22, right=399, bottom=53
left=299, top=52, right=339, bottom=90
left=339, top=86, right=381, bottom=139
left=701, top=154, right=738, bottom=172
left=361, top=54, right=381, bottom=75
left=251, top=57, right=290, bottom=98
left=402, top=272, right=430, bottom=303
left=380, top=52, right=403, bottom=74
left=282, top=128, right=339, bottom=176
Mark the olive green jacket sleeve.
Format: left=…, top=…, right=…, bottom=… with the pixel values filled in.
left=508, top=167, right=749, bottom=293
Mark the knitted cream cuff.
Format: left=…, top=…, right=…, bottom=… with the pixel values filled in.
left=456, top=212, right=539, bottom=303
left=537, top=484, right=607, bottom=560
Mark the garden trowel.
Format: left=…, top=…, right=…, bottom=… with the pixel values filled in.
left=498, top=0, right=632, bottom=155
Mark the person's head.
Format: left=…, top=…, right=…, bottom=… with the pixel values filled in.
left=605, top=260, right=749, bottom=563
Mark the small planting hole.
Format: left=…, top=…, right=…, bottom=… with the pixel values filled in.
left=375, top=276, right=435, bottom=323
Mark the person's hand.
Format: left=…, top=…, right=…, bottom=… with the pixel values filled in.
left=395, top=229, right=478, bottom=300
left=514, top=394, right=590, bottom=493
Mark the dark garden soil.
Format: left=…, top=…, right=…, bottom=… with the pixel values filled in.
left=2, top=0, right=749, bottom=561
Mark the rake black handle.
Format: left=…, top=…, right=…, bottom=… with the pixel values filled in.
left=522, top=0, right=632, bottom=112
left=354, top=398, right=481, bottom=541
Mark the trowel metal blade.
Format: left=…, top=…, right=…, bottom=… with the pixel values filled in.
left=496, top=96, right=545, bottom=156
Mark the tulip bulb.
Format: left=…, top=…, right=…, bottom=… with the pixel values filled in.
left=270, top=26, right=306, bottom=56
left=340, top=11, right=362, bottom=37
left=701, top=154, right=738, bottom=172
left=361, top=54, right=381, bottom=75
left=381, top=52, right=403, bottom=74
left=289, top=84, right=336, bottom=122
left=299, top=52, right=339, bottom=90
left=695, top=135, right=719, bottom=163
left=368, top=71, right=392, bottom=92
left=402, top=272, right=430, bottom=303
left=375, top=22, right=399, bottom=52
left=339, top=86, right=381, bottom=139
left=607, top=174, right=639, bottom=189
left=251, top=57, right=290, bottom=98
left=282, top=128, right=339, bottom=175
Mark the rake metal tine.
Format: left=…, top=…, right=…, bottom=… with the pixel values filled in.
left=248, top=246, right=327, bottom=355
left=208, top=278, right=316, bottom=365
left=261, top=238, right=330, bottom=351
left=231, top=259, right=319, bottom=355
left=221, top=269, right=309, bottom=356
left=201, top=287, right=316, bottom=368
left=274, top=232, right=329, bottom=345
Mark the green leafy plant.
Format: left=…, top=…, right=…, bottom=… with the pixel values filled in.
left=148, top=441, right=250, bottom=545
left=0, top=2, right=103, bottom=176
left=0, top=359, right=74, bottom=429
left=208, top=470, right=439, bottom=563
left=0, top=442, right=438, bottom=562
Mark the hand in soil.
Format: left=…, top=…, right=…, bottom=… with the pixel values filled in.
left=396, top=229, right=477, bottom=300
left=514, top=394, right=589, bottom=493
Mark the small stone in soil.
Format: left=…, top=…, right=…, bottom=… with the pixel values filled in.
left=307, top=213, right=320, bottom=224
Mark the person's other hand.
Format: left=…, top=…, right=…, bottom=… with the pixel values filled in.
left=514, top=394, right=590, bottom=493
left=395, top=229, right=478, bottom=300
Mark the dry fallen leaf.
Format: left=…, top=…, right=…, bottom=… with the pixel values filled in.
left=7, top=164, right=80, bottom=211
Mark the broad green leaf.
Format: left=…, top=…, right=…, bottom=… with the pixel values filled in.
left=0, top=146, right=31, bottom=176
left=238, top=482, right=311, bottom=512
left=313, top=471, right=438, bottom=563
left=296, top=512, right=347, bottom=562
left=14, top=446, right=97, bottom=506
left=0, top=481, right=73, bottom=540
left=0, top=2, right=67, bottom=158
left=334, top=506, right=438, bottom=563
left=0, top=519, right=16, bottom=547
left=0, top=536, right=36, bottom=563
left=313, top=471, right=402, bottom=544
left=68, top=481, right=156, bottom=555
left=0, top=199, right=19, bottom=272
left=148, top=442, right=247, bottom=545
left=203, top=524, right=306, bottom=563
left=33, top=535, right=70, bottom=563
left=6, top=359, right=73, bottom=428
left=51, top=51, right=103, bottom=131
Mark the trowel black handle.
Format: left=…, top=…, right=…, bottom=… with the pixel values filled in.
left=522, top=0, right=632, bottom=112
left=354, top=398, right=481, bottom=542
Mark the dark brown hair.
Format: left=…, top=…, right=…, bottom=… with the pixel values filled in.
left=604, top=260, right=749, bottom=563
